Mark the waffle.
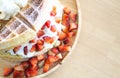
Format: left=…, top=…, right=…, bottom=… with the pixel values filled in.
left=0, top=0, right=52, bottom=51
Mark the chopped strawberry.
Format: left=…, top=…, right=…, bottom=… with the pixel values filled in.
left=56, top=53, right=63, bottom=59
left=62, top=26, right=69, bottom=33
left=48, top=51, right=56, bottom=56
left=63, top=7, right=71, bottom=15
left=70, top=12, right=77, bottom=22
left=13, top=70, right=24, bottom=78
left=51, top=48, right=59, bottom=54
left=30, top=44, right=37, bottom=52
left=58, top=45, right=71, bottom=52
left=45, top=20, right=51, bottom=28
left=63, top=38, right=72, bottom=46
left=48, top=55, right=58, bottom=63
left=58, top=31, right=67, bottom=40
left=20, top=61, right=30, bottom=69
left=50, top=6, right=57, bottom=16
left=29, top=39, right=36, bottom=43
left=14, top=65, right=24, bottom=71
left=37, top=39, right=44, bottom=45
left=24, top=46, right=28, bottom=55
left=43, top=63, right=50, bottom=73
left=69, top=22, right=78, bottom=31
left=37, top=30, right=45, bottom=38
left=62, top=14, right=70, bottom=27
left=13, top=46, right=21, bottom=53
left=3, top=67, right=13, bottom=77
left=55, top=17, right=61, bottom=23
left=41, top=25, right=45, bottom=30
left=37, top=54, right=45, bottom=61
left=29, top=57, right=38, bottom=68
left=43, top=36, right=54, bottom=44
left=36, top=43, right=44, bottom=51
left=50, top=25, right=56, bottom=32
left=67, top=31, right=76, bottom=38
left=25, top=67, right=38, bottom=77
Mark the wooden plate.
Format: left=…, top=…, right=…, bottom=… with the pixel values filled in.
left=0, top=0, right=81, bottom=77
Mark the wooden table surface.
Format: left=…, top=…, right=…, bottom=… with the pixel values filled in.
left=45, top=0, right=120, bottom=78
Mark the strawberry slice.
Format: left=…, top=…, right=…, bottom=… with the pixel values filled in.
left=63, top=38, right=72, bottom=46
left=13, top=70, right=24, bottom=78
left=24, top=46, right=28, bottom=55
left=29, top=39, right=36, bottom=43
left=43, top=63, right=50, bottom=73
left=50, top=6, right=57, bottom=16
left=43, top=36, right=54, bottom=44
left=63, top=7, right=71, bottom=15
left=37, top=30, right=45, bottom=38
left=70, top=12, right=77, bottom=22
left=58, top=45, right=71, bottom=52
left=25, top=67, right=38, bottom=77
left=62, top=14, right=70, bottom=27
left=30, top=44, right=37, bottom=52
left=55, top=17, right=61, bottom=23
left=67, top=31, right=76, bottom=38
left=48, top=55, right=58, bottom=63
left=56, top=53, right=63, bottom=59
left=51, top=48, right=59, bottom=54
left=13, top=46, right=21, bottom=53
left=69, top=22, right=78, bottom=31
left=29, top=57, right=38, bottom=68
left=36, top=43, right=44, bottom=51
left=3, top=67, right=13, bottom=77
left=41, top=25, right=45, bottom=30
left=58, top=31, right=67, bottom=40
left=37, top=39, right=44, bottom=45
left=45, top=20, right=51, bottom=28
left=20, top=61, right=30, bottom=69
left=37, top=54, right=45, bottom=61
left=50, top=25, right=56, bottom=32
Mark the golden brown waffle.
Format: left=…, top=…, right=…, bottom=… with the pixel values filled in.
left=0, top=0, right=44, bottom=51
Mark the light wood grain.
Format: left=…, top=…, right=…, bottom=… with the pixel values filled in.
left=45, top=0, right=120, bottom=78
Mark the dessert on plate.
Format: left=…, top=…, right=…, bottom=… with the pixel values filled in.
left=0, top=0, right=78, bottom=78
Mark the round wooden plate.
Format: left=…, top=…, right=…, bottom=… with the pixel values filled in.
left=0, top=0, right=81, bottom=78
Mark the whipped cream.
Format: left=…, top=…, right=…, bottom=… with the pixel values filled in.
left=0, top=0, right=28, bottom=20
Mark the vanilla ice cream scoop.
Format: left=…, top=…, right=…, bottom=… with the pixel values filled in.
left=0, top=0, right=28, bottom=20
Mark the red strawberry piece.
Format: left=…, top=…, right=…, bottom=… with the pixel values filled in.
left=20, top=61, right=30, bottom=69
left=37, top=30, right=45, bottom=38
left=30, top=44, right=37, bottom=52
left=67, top=31, right=76, bottom=38
left=50, top=6, right=57, bottom=16
left=58, top=45, right=71, bottom=52
left=45, top=20, right=51, bottom=28
left=29, top=39, right=36, bottom=43
left=43, top=36, right=54, bottom=44
left=58, top=31, right=67, bottom=40
left=62, top=14, right=70, bottom=27
left=25, top=67, right=38, bottom=77
left=36, top=43, right=44, bottom=51
left=70, top=12, right=77, bottom=22
left=63, top=38, right=72, bottom=46
left=29, top=57, right=38, bottom=68
left=69, top=22, right=78, bottom=31
left=56, top=53, right=63, bottom=59
left=51, top=48, right=59, bottom=54
left=41, top=25, right=45, bottom=30
left=37, top=54, right=45, bottom=61
left=13, top=46, right=21, bottom=53
left=37, top=39, right=44, bottom=45
left=48, top=55, right=58, bottom=63
left=50, top=25, right=56, bottom=32
left=13, top=70, right=24, bottom=78
left=43, top=63, right=50, bottom=73
left=63, top=7, right=71, bottom=15
left=55, top=17, right=61, bottom=23
left=24, top=46, right=28, bottom=55
left=3, top=67, right=13, bottom=77
left=62, top=26, right=69, bottom=33
left=14, top=65, right=24, bottom=71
